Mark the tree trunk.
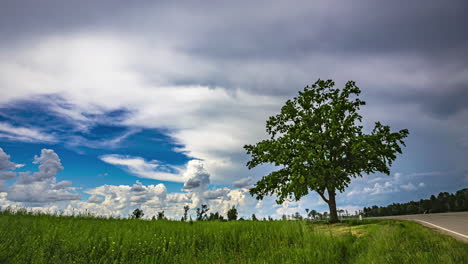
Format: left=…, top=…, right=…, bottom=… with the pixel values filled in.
left=327, top=189, right=339, bottom=223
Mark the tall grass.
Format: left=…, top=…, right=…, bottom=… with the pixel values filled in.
left=0, top=210, right=466, bottom=263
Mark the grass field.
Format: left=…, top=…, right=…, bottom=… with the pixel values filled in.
left=0, top=211, right=466, bottom=263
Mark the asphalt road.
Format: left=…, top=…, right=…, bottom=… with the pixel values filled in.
left=373, top=212, right=468, bottom=242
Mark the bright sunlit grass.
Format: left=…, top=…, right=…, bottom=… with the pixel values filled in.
left=0, top=211, right=466, bottom=263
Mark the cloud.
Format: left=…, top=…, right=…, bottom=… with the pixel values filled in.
left=0, top=122, right=56, bottom=143
left=0, top=1, right=467, bottom=217
left=0, top=148, right=325, bottom=219
left=182, top=161, right=210, bottom=191
left=0, top=147, right=17, bottom=191
left=232, top=177, right=254, bottom=188
left=345, top=172, right=430, bottom=202
left=0, top=147, right=16, bottom=171
left=87, top=195, right=104, bottom=204
left=363, top=182, right=398, bottom=196
left=6, top=149, right=79, bottom=203
left=400, top=182, right=417, bottom=191
left=100, top=154, right=184, bottom=182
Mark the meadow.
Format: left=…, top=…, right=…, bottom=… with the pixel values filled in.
left=0, top=210, right=466, bottom=264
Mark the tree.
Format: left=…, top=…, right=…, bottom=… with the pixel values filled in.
left=182, top=205, right=190, bottom=222
left=308, top=209, right=318, bottom=220
left=132, top=208, right=144, bottom=219
left=244, top=80, right=409, bottom=223
left=196, top=204, right=209, bottom=221
left=251, top=214, right=258, bottom=221
left=292, top=212, right=303, bottom=220
left=157, top=211, right=165, bottom=220
left=208, top=212, right=224, bottom=221
left=227, top=206, right=238, bottom=221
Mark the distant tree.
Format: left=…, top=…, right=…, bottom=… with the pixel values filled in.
left=152, top=215, right=156, bottom=221
left=305, top=208, right=310, bottom=219
left=363, top=188, right=468, bottom=217
left=317, top=212, right=323, bottom=220
left=132, top=208, right=144, bottom=219
left=208, top=212, right=224, bottom=221
left=182, top=205, right=190, bottom=222
left=337, top=209, right=345, bottom=218
left=157, top=211, right=165, bottom=220
left=196, top=204, right=209, bottom=221
left=245, top=80, right=409, bottom=223
left=281, top=214, right=287, bottom=221
left=227, top=206, right=238, bottom=221
left=252, top=214, right=258, bottom=221
left=308, top=209, right=318, bottom=220
left=292, top=212, right=303, bottom=220
left=323, top=212, right=329, bottom=219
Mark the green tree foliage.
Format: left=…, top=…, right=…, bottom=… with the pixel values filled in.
left=227, top=206, right=238, bottom=221
left=157, top=211, right=166, bottom=220
left=132, top=208, right=144, bottom=219
left=182, top=205, right=190, bottom=222
left=363, top=188, right=468, bottom=217
left=308, top=209, right=318, bottom=220
left=196, top=204, right=209, bottom=221
left=208, top=212, right=224, bottom=221
left=244, top=79, right=409, bottom=222
left=292, top=212, right=303, bottom=220
left=251, top=214, right=258, bottom=221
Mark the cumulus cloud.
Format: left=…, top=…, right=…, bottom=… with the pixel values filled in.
left=0, top=147, right=17, bottom=191
left=346, top=172, right=429, bottom=198
left=182, top=161, right=210, bottom=191
left=6, top=149, right=80, bottom=203
left=87, top=195, right=104, bottom=204
left=400, top=182, right=426, bottom=191
left=0, top=147, right=16, bottom=171
left=0, top=149, right=322, bottom=219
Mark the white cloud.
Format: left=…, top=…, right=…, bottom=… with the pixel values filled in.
left=0, top=149, right=329, bottom=219
left=6, top=149, right=79, bottom=203
left=87, top=195, right=104, bottom=204
left=346, top=172, right=429, bottom=198
left=232, top=177, right=254, bottom=188
left=0, top=147, right=16, bottom=171
left=0, top=122, right=56, bottom=143
left=0, top=147, right=17, bottom=191
left=362, top=182, right=398, bottom=195
left=400, top=182, right=417, bottom=191
left=0, top=33, right=282, bottom=184
left=99, top=154, right=185, bottom=182
left=182, top=160, right=210, bottom=191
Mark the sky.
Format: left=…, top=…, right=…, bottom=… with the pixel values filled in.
left=0, top=0, right=467, bottom=219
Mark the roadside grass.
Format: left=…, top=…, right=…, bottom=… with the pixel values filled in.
left=0, top=211, right=466, bottom=263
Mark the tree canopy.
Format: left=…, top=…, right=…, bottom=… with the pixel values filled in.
left=244, top=79, right=409, bottom=222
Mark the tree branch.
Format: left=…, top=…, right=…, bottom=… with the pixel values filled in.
left=317, top=190, right=329, bottom=204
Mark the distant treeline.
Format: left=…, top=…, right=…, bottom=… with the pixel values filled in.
left=363, top=188, right=468, bottom=217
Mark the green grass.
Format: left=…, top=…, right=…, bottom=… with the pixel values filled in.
left=0, top=211, right=466, bottom=263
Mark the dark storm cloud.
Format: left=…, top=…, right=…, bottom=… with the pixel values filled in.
left=0, top=0, right=152, bottom=44
left=3, top=1, right=466, bottom=55
left=0, top=0, right=465, bottom=126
